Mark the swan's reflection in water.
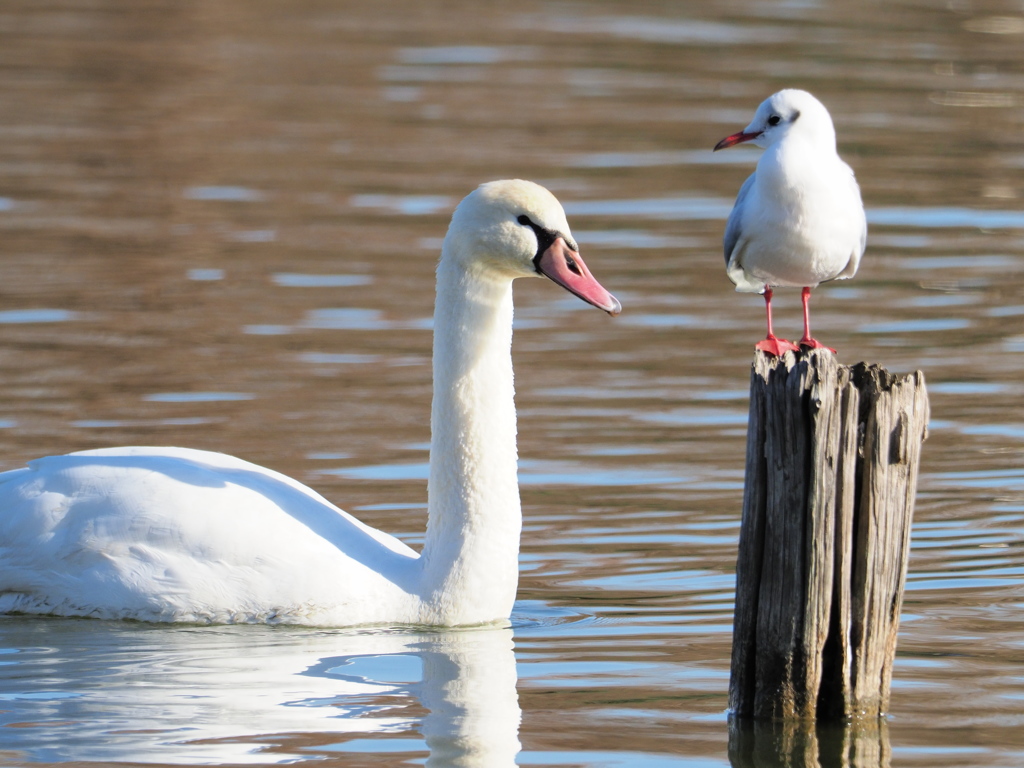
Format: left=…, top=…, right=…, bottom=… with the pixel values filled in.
left=0, top=619, right=520, bottom=766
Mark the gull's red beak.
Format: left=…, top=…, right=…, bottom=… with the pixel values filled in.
left=536, top=238, right=621, bottom=316
left=714, top=130, right=762, bottom=151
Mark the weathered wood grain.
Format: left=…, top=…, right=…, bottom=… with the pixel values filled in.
left=729, top=349, right=928, bottom=721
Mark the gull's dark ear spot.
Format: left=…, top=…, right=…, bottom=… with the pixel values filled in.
left=792, top=110, right=801, bottom=122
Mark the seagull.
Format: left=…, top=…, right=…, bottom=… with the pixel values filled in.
left=714, top=89, right=866, bottom=355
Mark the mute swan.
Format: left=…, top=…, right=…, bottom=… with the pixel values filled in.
left=0, top=179, right=620, bottom=626
left=714, top=89, right=866, bottom=354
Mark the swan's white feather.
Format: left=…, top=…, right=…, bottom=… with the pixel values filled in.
left=0, top=446, right=421, bottom=624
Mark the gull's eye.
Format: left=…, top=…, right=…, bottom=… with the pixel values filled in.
left=767, top=115, right=781, bottom=127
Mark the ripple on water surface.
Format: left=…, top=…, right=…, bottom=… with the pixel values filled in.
left=183, top=185, right=265, bottom=202
left=272, top=273, right=373, bottom=288
left=142, top=392, right=255, bottom=403
left=0, top=309, right=77, bottom=323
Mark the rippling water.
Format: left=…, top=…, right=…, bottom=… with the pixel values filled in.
left=1, top=0, right=1024, bottom=765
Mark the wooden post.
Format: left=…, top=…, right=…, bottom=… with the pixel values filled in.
left=729, top=349, right=928, bottom=721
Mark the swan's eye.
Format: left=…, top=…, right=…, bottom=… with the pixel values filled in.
left=564, top=254, right=582, bottom=276
left=520, top=215, right=560, bottom=271
left=767, top=115, right=781, bottom=126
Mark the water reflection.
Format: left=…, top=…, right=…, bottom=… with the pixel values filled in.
left=183, top=186, right=266, bottom=203
left=0, top=309, right=78, bottom=324
left=533, top=15, right=800, bottom=45
left=396, top=46, right=536, bottom=65
left=728, top=717, right=891, bottom=768
left=187, top=268, right=225, bottom=281
left=0, top=619, right=520, bottom=766
left=4, top=0, right=1024, bottom=764
left=350, top=193, right=454, bottom=216
left=570, top=149, right=761, bottom=168
left=271, top=273, right=373, bottom=288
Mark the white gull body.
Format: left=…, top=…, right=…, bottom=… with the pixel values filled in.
left=0, top=179, right=620, bottom=626
left=716, top=89, right=867, bottom=350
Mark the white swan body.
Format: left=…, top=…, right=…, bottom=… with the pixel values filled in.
left=0, top=179, right=620, bottom=626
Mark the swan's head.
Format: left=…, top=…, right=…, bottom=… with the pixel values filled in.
left=443, top=179, right=620, bottom=315
left=713, top=89, right=836, bottom=152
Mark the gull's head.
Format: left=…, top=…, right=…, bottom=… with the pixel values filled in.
left=714, top=89, right=836, bottom=152
left=443, top=179, right=620, bottom=315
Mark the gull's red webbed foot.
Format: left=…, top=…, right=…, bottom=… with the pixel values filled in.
left=798, top=337, right=836, bottom=353
left=756, top=336, right=800, bottom=356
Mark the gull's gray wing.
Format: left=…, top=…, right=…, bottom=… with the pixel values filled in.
left=724, top=173, right=755, bottom=266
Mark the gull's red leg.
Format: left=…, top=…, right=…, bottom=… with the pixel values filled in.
left=755, top=286, right=799, bottom=356
left=798, top=286, right=835, bottom=352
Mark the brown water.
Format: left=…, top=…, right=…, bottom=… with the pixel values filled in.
left=1, top=0, right=1024, bottom=765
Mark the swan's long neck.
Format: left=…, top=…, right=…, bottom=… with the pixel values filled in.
left=421, top=251, right=522, bottom=624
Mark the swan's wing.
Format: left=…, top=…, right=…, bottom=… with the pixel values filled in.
left=0, top=447, right=420, bottom=623
left=60, top=446, right=419, bottom=559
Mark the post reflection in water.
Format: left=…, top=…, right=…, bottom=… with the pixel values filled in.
left=728, top=716, right=891, bottom=768
left=0, top=619, right=520, bottom=766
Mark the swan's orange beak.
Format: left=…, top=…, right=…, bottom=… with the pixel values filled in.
left=536, top=238, right=621, bottom=316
